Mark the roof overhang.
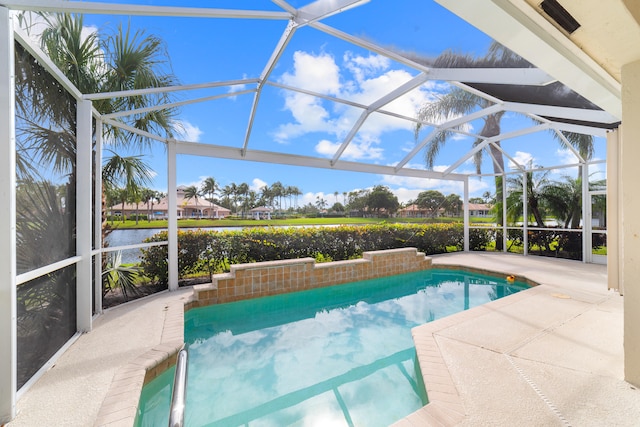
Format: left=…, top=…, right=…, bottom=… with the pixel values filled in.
left=435, top=0, right=624, bottom=119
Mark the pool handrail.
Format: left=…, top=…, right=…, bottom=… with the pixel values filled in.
left=168, top=345, right=188, bottom=427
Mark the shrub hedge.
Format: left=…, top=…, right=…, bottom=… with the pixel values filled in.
left=140, top=224, right=491, bottom=284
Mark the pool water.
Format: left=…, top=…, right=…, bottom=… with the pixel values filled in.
left=136, top=269, right=527, bottom=427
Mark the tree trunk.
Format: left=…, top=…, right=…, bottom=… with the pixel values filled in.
left=486, top=114, right=505, bottom=251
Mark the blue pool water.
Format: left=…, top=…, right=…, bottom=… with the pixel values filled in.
left=136, top=269, right=527, bottom=427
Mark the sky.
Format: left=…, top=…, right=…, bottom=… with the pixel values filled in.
left=66, top=0, right=606, bottom=207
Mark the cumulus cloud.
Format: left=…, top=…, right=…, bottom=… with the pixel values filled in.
left=280, top=51, right=341, bottom=95
left=18, top=12, right=97, bottom=44
left=174, top=120, right=203, bottom=142
left=343, top=51, right=390, bottom=84
left=315, top=138, right=384, bottom=161
left=300, top=191, right=329, bottom=207
left=227, top=74, right=248, bottom=100
left=17, top=13, right=104, bottom=74
left=378, top=161, right=491, bottom=201
left=250, top=178, right=268, bottom=191
left=509, top=151, right=534, bottom=169
left=273, top=50, right=439, bottom=161
left=556, top=148, right=580, bottom=165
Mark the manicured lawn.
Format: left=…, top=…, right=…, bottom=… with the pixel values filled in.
left=106, top=216, right=494, bottom=229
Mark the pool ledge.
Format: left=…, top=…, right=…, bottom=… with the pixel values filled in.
left=392, top=252, right=633, bottom=427
left=396, top=285, right=549, bottom=427
left=93, top=293, right=188, bottom=426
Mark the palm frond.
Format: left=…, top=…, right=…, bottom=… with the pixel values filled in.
left=556, top=131, right=594, bottom=161
left=423, top=130, right=450, bottom=169
left=102, top=251, right=141, bottom=299
left=102, top=150, right=153, bottom=191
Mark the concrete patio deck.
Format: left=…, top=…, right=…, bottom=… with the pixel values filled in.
left=6, top=252, right=639, bottom=426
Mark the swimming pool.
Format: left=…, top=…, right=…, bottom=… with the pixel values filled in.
left=135, top=269, right=527, bottom=427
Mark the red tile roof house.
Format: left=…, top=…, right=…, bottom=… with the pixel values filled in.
left=110, top=186, right=231, bottom=220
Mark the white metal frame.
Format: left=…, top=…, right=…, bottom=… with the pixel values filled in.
left=0, top=8, right=17, bottom=423
left=587, top=189, right=608, bottom=264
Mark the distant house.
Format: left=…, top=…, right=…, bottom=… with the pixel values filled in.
left=397, top=203, right=492, bottom=218
left=250, top=206, right=272, bottom=220
left=397, top=204, right=446, bottom=218
left=469, top=203, right=492, bottom=217
left=397, top=204, right=429, bottom=218
left=110, top=185, right=231, bottom=219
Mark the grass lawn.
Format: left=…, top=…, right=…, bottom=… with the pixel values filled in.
left=106, top=216, right=495, bottom=229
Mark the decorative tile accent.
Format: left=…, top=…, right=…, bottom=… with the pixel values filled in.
left=193, top=247, right=433, bottom=307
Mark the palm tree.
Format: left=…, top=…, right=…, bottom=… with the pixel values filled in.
left=12, top=12, right=180, bottom=386
left=35, top=14, right=179, bottom=148
left=245, top=190, right=259, bottom=212
left=224, top=183, right=239, bottom=214
left=140, top=188, right=158, bottom=222
left=102, top=151, right=153, bottom=224
left=271, top=181, right=285, bottom=212
left=288, top=185, right=302, bottom=210
left=183, top=185, right=201, bottom=218
left=505, top=163, right=551, bottom=227
left=237, top=182, right=249, bottom=217
left=260, top=185, right=274, bottom=209
left=415, top=42, right=594, bottom=248
left=543, top=176, right=584, bottom=229
left=201, top=177, right=218, bottom=218
left=316, top=196, right=327, bottom=212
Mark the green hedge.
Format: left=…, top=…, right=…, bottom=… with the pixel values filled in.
left=140, top=224, right=492, bottom=284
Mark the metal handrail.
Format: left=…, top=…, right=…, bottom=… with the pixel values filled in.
left=168, top=345, right=188, bottom=427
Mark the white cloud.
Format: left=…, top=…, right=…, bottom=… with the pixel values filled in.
left=343, top=51, right=390, bottom=84
left=300, top=191, right=328, bottom=207
left=174, top=120, right=203, bottom=142
left=556, top=148, right=580, bottom=165
left=510, top=151, right=534, bottom=169
left=273, top=50, right=439, bottom=150
left=379, top=161, right=491, bottom=200
left=273, top=93, right=336, bottom=142
left=227, top=74, right=248, bottom=100
left=17, top=13, right=104, bottom=72
left=180, top=177, right=206, bottom=189
left=281, top=51, right=341, bottom=95
left=315, top=138, right=384, bottom=161
left=250, top=178, right=268, bottom=192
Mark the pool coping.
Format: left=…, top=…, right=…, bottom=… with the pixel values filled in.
left=94, top=295, right=188, bottom=426
left=94, top=258, right=538, bottom=427
left=390, top=265, right=542, bottom=427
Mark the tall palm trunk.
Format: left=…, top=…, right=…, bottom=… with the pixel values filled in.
left=485, top=114, right=506, bottom=250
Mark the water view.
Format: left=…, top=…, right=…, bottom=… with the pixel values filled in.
left=105, top=225, right=341, bottom=263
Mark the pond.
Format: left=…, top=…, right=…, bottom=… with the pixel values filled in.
left=104, top=225, right=341, bottom=263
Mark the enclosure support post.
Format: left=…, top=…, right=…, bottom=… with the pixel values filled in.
left=463, top=177, right=469, bottom=252
left=582, top=161, right=590, bottom=263
left=94, top=119, right=103, bottom=313
left=607, top=128, right=621, bottom=293
left=0, top=7, right=17, bottom=423
left=168, top=139, right=179, bottom=291
left=502, top=174, right=507, bottom=252
left=523, top=171, right=528, bottom=256
left=77, top=100, right=93, bottom=332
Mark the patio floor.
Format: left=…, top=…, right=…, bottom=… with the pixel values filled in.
left=7, top=252, right=640, bottom=426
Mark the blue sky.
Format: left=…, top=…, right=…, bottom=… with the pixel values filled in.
left=76, top=0, right=606, bottom=206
